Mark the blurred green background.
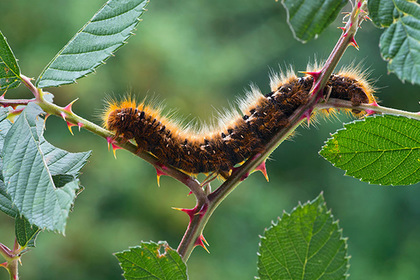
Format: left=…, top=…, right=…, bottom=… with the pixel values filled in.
left=1, top=0, right=420, bottom=279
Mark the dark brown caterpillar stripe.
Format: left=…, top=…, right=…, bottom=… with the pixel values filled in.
left=103, top=69, right=375, bottom=177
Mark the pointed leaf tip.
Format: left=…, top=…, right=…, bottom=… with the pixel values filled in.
left=36, top=0, right=150, bottom=88
left=258, top=193, right=348, bottom=279
left=320, top=115, right=420, bottom=185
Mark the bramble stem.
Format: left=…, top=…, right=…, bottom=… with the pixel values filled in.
left=17, top=80, right=206, bottom=200
left=0, top=0, right=379, bottom=264
left=316, top=99, right=420, bottom=120
left=0, top=240, right=21, bottom=280
left=176, top=0, right=368, bottom=261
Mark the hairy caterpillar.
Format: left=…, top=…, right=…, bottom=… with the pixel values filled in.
left=103, top=68, right=375, bottom=178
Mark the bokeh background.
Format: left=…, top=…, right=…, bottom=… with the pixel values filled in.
left=1, top=0, right=420, bottom=279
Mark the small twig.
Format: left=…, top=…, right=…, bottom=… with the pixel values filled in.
left=0, top=241, right=21, bottom=280
left=316, top=99, right=420, bottom=120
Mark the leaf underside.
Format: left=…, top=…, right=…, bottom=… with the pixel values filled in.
left=320, top=115, right=420, bottom=186
left=369, top=0, right=420, bottom=85
left=257, top=193, right=349, bottom=280
left=36, top=0, right=149, bottom=88
left=281, top=0, right=347, bottom=43
left=0, top=103, right=91, bottom=233
left=115, top=241, right=188, bottom=280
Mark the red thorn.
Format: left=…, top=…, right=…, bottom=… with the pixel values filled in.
left=77, top=122, right=84, bottom=131
left=172, top=207, right=196, bottom=220
left=300, top=109, right=313, bottom=125
left=60, top=112, right=67, bottom=121
left=338, top=26, right=346, bottom=32
left=365, top=110, right=376, bottom=116
left=0, top=262, right=7, bottom=268
left=255, top=160, right=269, bottom=182
left=63, top=98, right=79, bottom=113
left=200, top=234, right=209, bottom=247
left=66, top=121, right=77, bottom=135
left=107, top=137, right=122, bottom=158
left=155, top=165, right=168, bottom=187
left=357, top=1, right=362, bottom=9
left=111, top=143, right=122, bottom=158
left=187, top=191, right=193, bottom=196
left=349, top=36, right=359, bottom=50
left=194, top=235, right=210, bottom=253
left=301, top=71, right=321, bottom=81
left=365, top=101, right=379, bottom=116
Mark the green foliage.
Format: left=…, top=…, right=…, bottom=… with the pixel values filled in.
left=0, top=31, right=20, bottom=90
left=0, top=0, right=419, bottom=279
left=369, top=0, right=420, bottom=85
left=257, top=193, right=349, bottom=280
left=0, top=108, right=19, bottom=218
left=0, top=103, right=91, bottom=232
left=15, top=216, right=40, bottom=248
left=115, top=241, right=188, bottom=280
left=281, top=0, right=347, bottom=43
left=36, top=0, right=150, bottom=88
left=320, top=115, right=420, bottom=186
left=368, top=0, right=395, bottom=27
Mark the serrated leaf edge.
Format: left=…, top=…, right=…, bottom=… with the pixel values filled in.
left=36, top=0, right=150, bottom=88
left=256, top=193, right=350, bottom=279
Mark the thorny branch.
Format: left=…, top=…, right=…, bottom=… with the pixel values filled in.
left=1, top=0, right=416, bottom=267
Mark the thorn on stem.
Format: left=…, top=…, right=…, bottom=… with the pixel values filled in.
left=195, top=235, right=210, bottom=253
left=66, top=121, right=77, bottom=135
left=106, top=137, right=122, bottom=158
left=155, top=165, right=168, bottom=187
left=172, top=207, right=196, bottom=220
left=63, top=98, right=79, bottom=113
left=254, top=160, right=269, bottom=182
left=301, top=71, right=321, bottom=81
left=349, top=36, right=359, bottom=50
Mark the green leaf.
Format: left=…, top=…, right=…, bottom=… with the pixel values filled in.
left=36, top=0, right=150, bottom=88
left=0, top=30, right=21, bottom=90
left=257, top=193, right=349, bottom=280
left=0, top=179, right=17, bottom=217
left=320, top=115, right=420, bottom=186
left=1, top=103, right=91, bottom=232
left=115, top=241, right=188, bottom=280
left=281, top=0, right=347, bottom=43
left=373, top=0, right=420, bottom=85
left=15, top=215, right=40, bottom=248
left=368, top=0, right=396, bottom=27
left=0, top=107, right=17, bottom=217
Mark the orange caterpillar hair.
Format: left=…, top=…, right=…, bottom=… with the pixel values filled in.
left=103, top=68, right=375, bottom=178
